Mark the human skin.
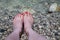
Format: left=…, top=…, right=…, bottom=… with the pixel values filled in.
left=5, top=11, right=47, bottom=40
left=5, top=29, right=20, bottom=40
left=23, top=11, right=47, bottom=40
left=5, top=14, right=23, bottom=40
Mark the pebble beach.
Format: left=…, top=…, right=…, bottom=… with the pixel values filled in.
left=0, top=0, right=60, bottom=40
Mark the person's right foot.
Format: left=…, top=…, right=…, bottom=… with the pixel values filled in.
left=13, top=13, right=23, bottom=31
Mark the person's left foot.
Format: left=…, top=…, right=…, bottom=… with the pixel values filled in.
left=23, top=11, right=47, bottom=40
left=23, top=11, right=33, bottom=34
left=13, top=13, right=23, bottom=31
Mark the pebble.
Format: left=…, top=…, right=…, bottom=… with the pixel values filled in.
left=3, top=31, right=7, bottom=35
left=52, top=38, right=56, bottom=40
left=0, top=0, right=60, bottom=40
left=4, top=17, right=8, bottom=20
left=39, top=25, right=43, bottom=28
left=58, top=27, right=60, bottom=30
left=2, top=36, right=5, bottom=40
left=0, top=32, right=2, bottom=35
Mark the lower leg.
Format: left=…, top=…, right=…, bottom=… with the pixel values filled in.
left=23, top=11, right=47, bottom=40
left=28, top=29, right=47, bottom=40
left=5, top=29, right=20, bottom=40
left=5, top=14, right=23, bottom=40
left=25, top=24, right=47, bottom=40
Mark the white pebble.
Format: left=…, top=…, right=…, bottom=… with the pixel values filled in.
left=49, top=3, right=57, bottom=12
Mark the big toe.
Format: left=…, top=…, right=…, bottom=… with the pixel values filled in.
left=13, top=13, right=23, bottom=23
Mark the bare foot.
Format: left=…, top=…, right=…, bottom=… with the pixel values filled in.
left=13, top=13, right=23, bottom=31
left=23, top=11, right=33, bottom=33
left=5, top=14, right=23, bottom=40
left=23, top=11, right=47, bottom=40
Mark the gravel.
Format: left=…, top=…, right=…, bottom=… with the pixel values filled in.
left=0, top=0, right=60, bottom=40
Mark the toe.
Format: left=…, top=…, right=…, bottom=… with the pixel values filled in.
left=23, top=11, right=31, bottom=16
left=12, top=13, right=23, bottom=30
left=13, top=14, right=21, bottom=21
left=20, top=14, right=24, bottom=21
left=16, top=14, right=21, bottom=18
left=13, top=13, right=24, bottom=23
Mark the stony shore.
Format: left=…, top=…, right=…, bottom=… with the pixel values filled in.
left=0, top=0, right=60, bottom=40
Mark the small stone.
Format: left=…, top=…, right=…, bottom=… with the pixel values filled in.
left=5, top=26, right=9, bottom=29
left=0, top=32, right=2, bottom=35
left=58, top=27, right=60, bottom=30
left=39, top=25, right=43, bottom=28
left=55, top=32, right=59, bottom=36
left=49, top=3, right=57, bottom=12
left=9, top=15, right=12, bottom=19
left=4, top=35, right=8, bottom=37
left=45, top=2, right=48, bottom=6
left=52, top=30, right=57, bottom=33
left=46, top=36, right=50, bottom=40
left=58, top=33, right=60, bottom=35
left=3, top=31, right=7, bottom=35
left=7, top=29, right=12, bottom=32
left=4, top=17, right=8, bottom=19
left=2, top=36, right=5, bottom=40
left=52, top=38, right=56, bottom=40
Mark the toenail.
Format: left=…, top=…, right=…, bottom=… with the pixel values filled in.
left=21, top=13, right=23, bottom=15
left=23, top=12, right=27, bottom=16
left=23, top=11, right=29, bottom=14
left=22, top=11, right=31, bottom=16
left=25, top=11, right=28, bottom=14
